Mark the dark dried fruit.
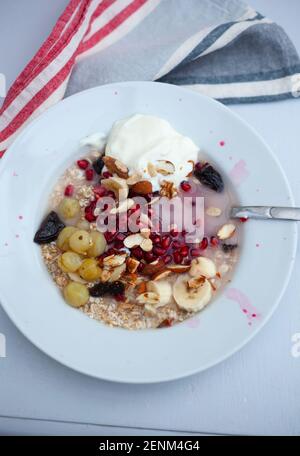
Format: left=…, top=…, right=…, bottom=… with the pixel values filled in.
left=34, top=211, right=65, bottom=244
left=222, top=243, right=238, bottom=253
left=194, top=163, right=224, bottom=193
left=93, top=157, right=105, bottom=174
left=89, top=282, right=110, bottom=297
left=89, top=280, right=125, bottom=297
left=109, top=281, right=125, bottom=295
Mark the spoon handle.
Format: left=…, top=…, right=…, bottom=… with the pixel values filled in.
left=231, top=206, right=300, bottom=221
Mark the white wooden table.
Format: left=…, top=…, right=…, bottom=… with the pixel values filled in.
left=0, top=0, right=300, bottom=436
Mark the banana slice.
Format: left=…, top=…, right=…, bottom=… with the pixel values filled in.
left=146, top=280, right=172, bottom=306
left=101, top=176, right=128, bottom=200
left=173, top=273, right=212, bottom=312
left=189, top=257, right=216, bottom=278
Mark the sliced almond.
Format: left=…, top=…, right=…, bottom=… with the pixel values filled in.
left=110, top=198, right=135, bottom=214
left=139, top=212, right=152, bottom=228
left=103, top=253, right=127, bottom=267
left=127, top=173, right=143, bottom=185
left=101, top=176, right=128, bottom=201
left=102, top=156, right=129, bottom=179
left=126, top=257, right=140, bottom=273
left=130, top=180, right=153, bottom=195
left=140, top=238, right=153, bottom=252
left=152, top=270, right=172, bottom=281
left=155, top=160, right=175, bottom=176
left=206, top=206, right=222, bottom=217
left=101, top=269, right=112, bottom=282
left=140, top=228, right=151, bottom=238
left=217, top=223, right=236, bottom=240
left=167, top=264, right=191, bottom=274
left=108, top=263, right=126, bottom=282
left=142, top=259, right=165, bottom=276
left=136, top=292, right=160, bottom=305
left=147, top=162, right=157, bottom=177
left=123, top=233, right=144, bottom=248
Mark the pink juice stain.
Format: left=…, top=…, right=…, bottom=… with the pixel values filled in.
left=225, top=288, right=261, bottom=326
left=229, top=160, right=249, bottom=186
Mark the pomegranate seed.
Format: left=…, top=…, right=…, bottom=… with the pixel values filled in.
left=173, top=251, right=183, bottom=264
left=102, top=171, right=112, bottom=178
left=153, top=246, right=166, bottom=256
left=137, top=262, right=145, bottom=273
left=183, top=258, right=192, bottom=265
left=191, top=248, right=202, bottom=257
left=180, top=180, right=191, bottom=192
left=84, top=201, right=96, bottom=222
left=115, top=233, right=126, bottom=241
left=210, top=236, right=219, bottom=247
left=180, top=245, right=189, bottom=257
left=114, top=240, right=124, bottom=249
left=162, top=254, right=172, bottom=264
left=239, top=217, right=248, bottom=223
left=107, top=190, right=115, bottom=199
left=170, top=228, right=179, bottom=237
left=172, top=240, right=182, bottom=249
left=152, top=235, right=161, bottom=245
left=199, top=237, right=208, bottom=250
left=77, top=159, right=89, bottom=170
left=64, top=184, right=74, bottom=197
left=158, top=318, right=174, bottom=328
left=104, top=231, right=116, bottom=243
left=161, top=235, right=172, bottom=249
left=131, top=247, right=143, bottom=260
left=114, top=293, right=125, bottom=302
left=144, top=251, right=157, bottom=263
left=85, top=169, right=94, bottom=181
left=93, top=185, right=107, bottom=197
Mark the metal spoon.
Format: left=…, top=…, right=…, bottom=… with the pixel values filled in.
left=231, top=206, right=300, bottom=221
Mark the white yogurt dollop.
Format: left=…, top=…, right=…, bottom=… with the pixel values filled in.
left=105, top=114, right=199, bottom=190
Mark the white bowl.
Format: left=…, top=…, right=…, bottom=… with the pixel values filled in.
left=0, top=82, right=296, bottom=383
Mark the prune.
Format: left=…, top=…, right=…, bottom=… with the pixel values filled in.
left=93, top=157, right=105, bottom=174
left=34, top=211, right=65, bottom=244
left=194, top=163, right=224, bottom=193
left=89, top=280, right=125, bottom=297
left=222, top=243, right=238, bottom=253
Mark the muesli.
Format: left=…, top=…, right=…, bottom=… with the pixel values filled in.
left=34, top=115, right=241, bottom=329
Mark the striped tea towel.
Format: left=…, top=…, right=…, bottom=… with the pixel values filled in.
left=1, top=0, right=300, bottom=157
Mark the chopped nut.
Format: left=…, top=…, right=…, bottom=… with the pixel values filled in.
left=147, top=162, right=157, bottom=177
left=142, top=259, right=165, bottom=276
left=101, top=176, right=128, bottom=201
left=160, top=180, right=177, bottom=199
left=108, top=263, right=126, bottom=281
left=103, top=254, right=127, bottom=267
left=152, top=270, right=172, bottom=281
left=217, top=223, right=236, bottom=240
left=187, top=276, right=206, bottom=289
left=126, top=257, right=140, bottom=273
left=140, top=228, right=151, bottom=238
left=124, top=233, right=144, bottom=248
left=130, top=180, right=153, bottom=195
left=140, top=238, right=153, bottom=252
left=206, top=206, right=222, bottom=217
left=156, top=160, right=175, bottom=175
left=127, top=173, right=142, bottom=185
left=102, top=156, right=129, bottom=178
left=167, top=264, right=191, bottom=273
